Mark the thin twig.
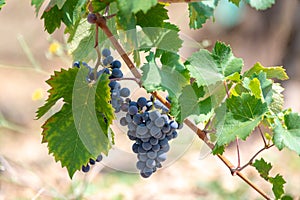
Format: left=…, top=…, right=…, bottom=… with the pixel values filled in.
left=94, top=12, right=271, bottom=200
left=237, top=144, right=274, bottom=172
left=223, top=80, right=230, bottom=98
left=105, top=13, right=117, bottom=19
left=258, top=125, right=267, bottom=147
left=236, top=137, right=241, bottom=168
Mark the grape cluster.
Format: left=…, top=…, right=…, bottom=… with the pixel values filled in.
left=73, top=61, right=109, bottom=83
left=81, top=154, right=103, bottom=173
left=120, top=97, right=182, bottom=178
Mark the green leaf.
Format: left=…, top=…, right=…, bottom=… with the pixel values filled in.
left=281, top=195, right=294, bottom=200
left=41, top=0, right=86, bottom=34
left=69, top=10, right=117, bottom=63
left=45, top=0, right=67, bottom=9
left=117, top=0, right=157, bottom=14
left=227, top=93, right=268, bottom=121
left=269, top=83, right=284, bottom=114
left=228, top=0, right=241, bottom=6
left=245, top=0, right=275, bottom=10
left=214, top=112, right=262, bottom=149
left=273, top=112, right=300, bottom=155
left=177, top=83, right=211, bottom=122
left=136, top=4, right=169, bottom=42
left=38, top=67, right=114, bottom=178
left=141, top=52, right=189, bottom=97
left=244, top=62, right=288, bottom=80
left=269, top=174, right=286, bottom=199
left=186, top=41, right=243, bottom=87
left=42, top=104, right=94, bottom=178
left=243, top=71, right=273, bottom=104
left=136, top=4, right=168, bottom=28
left=188, top=1, right=216, bottom=29
left=213, top=94, right=267, bottom=153
left=252, top=158, right=272, bottom=180
left=36, top=68, right=79, bottom=119
left=0, top=0, right=6, bottom=11
left=31, top=0, right=45, bottom=15
left=91, top=0, right=115, bottom=12
left=41, top=5, right=62, bottom=34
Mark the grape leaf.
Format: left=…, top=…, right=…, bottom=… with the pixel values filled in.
left=31, top=0, right=45, bottom=15
left=41, top=0, right=86, bottom=34
left=141, top=52, right=189, bottom=98
left=136, top=4, right=169, bottom=42
left=156, top=23, right=182, bottom=53
left=213, top=94, right=267, bottom=153
left=245, top=0, right=275, bottom=10
left=117, top=0, right=157, bottom=14
left=69, top=9, right=117, bottom=63
left=214, top=112, right=262, bottom=149
left=45, top=0, right=67, bottom=10
left=244, top=62, right=288, bottom=80
left=36, top=68, right=78, bottom=119
left=177, top=83, right=211, bottom=122
left=252, top=158, right=272, bottom=180
left=227, top=93, right=268, bottom=121
left=269, top=174, right=286, bottom=199
left=187, top=41, right=243, bottom=87
left=0, top=0, right=6, bottom=11
left=136, top=4, right=168, bottom=28
left=91, top=0, right=115, bottom=12
left=273, top=112, right=300, bottom=155
left=228, top=0, right=241, bottom=6
left=188, top=1, right=217, bottom=29
left=269, top=83, right=284, bottom=114
left=38, top=67, right=114, bottom=178
left=243, top=71, right=273, bottom=104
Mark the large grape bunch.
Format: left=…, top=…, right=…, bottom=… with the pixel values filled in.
left=120, top=96, right=182, bottom=178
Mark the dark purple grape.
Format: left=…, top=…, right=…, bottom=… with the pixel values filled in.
left=111, top=68, right=123, bottom=78
left=87, top=13, right=97, bottom=24
left=82, top=164, right=90, bottom=172
left=102, top=48, right=111, bottom=57
left=89, top=158, right=96, bottom=165
left=111, top=60, right=121, bottom=68
left=96, top=154, right=103, bottom=162
left=137, top=97, right=148, bottom=108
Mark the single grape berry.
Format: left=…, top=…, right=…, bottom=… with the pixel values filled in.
left=137, top=97, right=148, bottom=108
left=111, top=68, right=123, bottom=78
left=89, top=158, right=96, bottom=165
left=87, top=13, right=97, bottom=24
left=96, top=154, right=103, bottom=162
left=82, top=164, right=90, bottom=173
left=102, top=48, right=111, bottom=57
left=106, top=56, right=114, bottom=64
left=111, top=60, right=121, bottom=68
left=120, top=87, right=130, bottom=97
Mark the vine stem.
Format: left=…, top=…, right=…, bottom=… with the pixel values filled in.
left=94, top=14, right=271, bottom=200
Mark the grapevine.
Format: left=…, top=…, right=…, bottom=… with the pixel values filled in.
left=4, top=0, right=295, bottom=199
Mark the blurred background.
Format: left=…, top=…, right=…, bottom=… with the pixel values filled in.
left=0, top=0, right=300, bottom=199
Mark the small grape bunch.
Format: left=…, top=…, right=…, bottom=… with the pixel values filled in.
left=81, top=154, right=103, bottom=173
left=101, top=48, right=131, bottom=113
left=120, top=96, right=182, bottom=178
left=73, top=61, right=110, bottom=83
